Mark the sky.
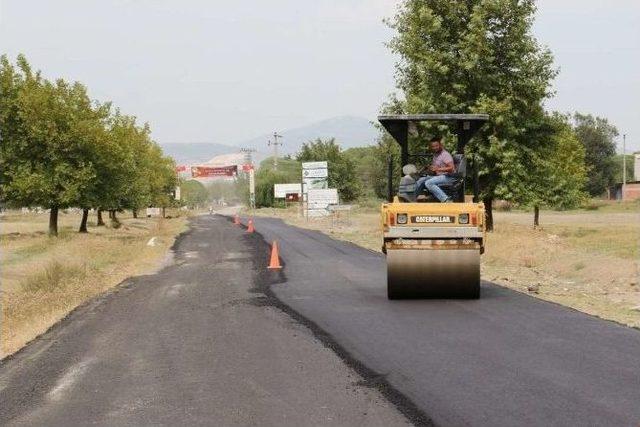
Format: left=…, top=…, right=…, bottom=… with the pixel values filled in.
left=1, top=0, right=638, bottom=151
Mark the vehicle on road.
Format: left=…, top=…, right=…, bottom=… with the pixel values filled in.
left=379, top=114, right=489, bottom=299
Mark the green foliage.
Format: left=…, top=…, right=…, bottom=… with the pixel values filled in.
left=181, top=180, right=208, bottom=208
left=573, top=113, right=619, bottom=195
left=252, top=158, right=300, bottom=208
left=296, top=138, right=361, bottom=201
left=344, top=135, right=401, bottom=200
left=259, top=156, right=301, bottom=178
left=0, top=55, right=177, bottom=234
left=1, top=55, right=97, bottom=212
left=254, top=168, right=296, bottom=208
left=497, top=113, right=588, bottom=210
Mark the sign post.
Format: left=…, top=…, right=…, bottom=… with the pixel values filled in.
left=302, top=161, right=329, bottom=219
left=249, top=169, right=255, bottom=209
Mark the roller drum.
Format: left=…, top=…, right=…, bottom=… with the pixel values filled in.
left=386, top=248, right=480, bottom=299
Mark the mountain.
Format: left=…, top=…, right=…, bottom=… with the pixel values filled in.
left=237, top=115, right=378, bottom=156
left=159, top=115, right=379, bottom=165
left=159, top=142, right=236, bottom=165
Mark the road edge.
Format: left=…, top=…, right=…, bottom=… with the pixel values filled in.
left=225, top=215, right=435, bottom=427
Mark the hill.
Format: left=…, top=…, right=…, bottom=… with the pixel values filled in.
left=159, top=115, right=379, bottom=165
left=237, top=115, right=378, bottom=156
left=159, top=142, right=235, bottom=165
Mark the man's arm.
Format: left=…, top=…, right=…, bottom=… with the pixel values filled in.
left=429, top=160, right=454, bottom=174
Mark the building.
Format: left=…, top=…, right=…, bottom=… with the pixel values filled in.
left=609, top=152, right=640, bottom=200
left=610, top=181, right=640, bottom=201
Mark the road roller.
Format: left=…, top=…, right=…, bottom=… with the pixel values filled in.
left=378, top=114, right=489, bottom=299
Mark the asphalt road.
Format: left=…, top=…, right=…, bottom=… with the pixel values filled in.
left=250, top=216, right=640, bottom=427
left=0, top=215, right=409, bottom=426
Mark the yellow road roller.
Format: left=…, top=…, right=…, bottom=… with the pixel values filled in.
left=379, top=114, right=489, bottom=299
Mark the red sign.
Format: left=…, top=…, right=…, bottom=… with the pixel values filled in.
left=242, top=164, right=254, bottom=172
left=175, top=165, right=187, bottom=172
left=191, top=165, right=238, bottom=178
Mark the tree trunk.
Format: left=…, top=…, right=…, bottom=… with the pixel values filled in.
left=49, top=206, right=59, bottom=237
left=132, top=209, right=138, bottom=219
left=97, top=209, right=105, bottom=226
left=112, top=210, right=118, bottom=223
left=162, top=207, right=166, bottom=218
left=79, top=208, right=89, bottom=233
left=108, top=210, right=114, bottom=220
left=483, top=197, right=494, bottom=232
left=533, top=205, right=540, bottom=228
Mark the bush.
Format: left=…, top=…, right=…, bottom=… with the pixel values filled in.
left=582, top=199, right=607, bottom=211
left=21, top=261, right=86, bottom=293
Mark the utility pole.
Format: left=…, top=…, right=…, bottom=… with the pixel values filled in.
left=622, top=134, right=627, bottom=200
left=239, top=148, right=257, bottom=210
left=267, top=132, right=283, bottom=170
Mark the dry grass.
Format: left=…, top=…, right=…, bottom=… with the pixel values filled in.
left=250, top=201, right=640, bottom=328
left=1, top=209, right=188, bottom=357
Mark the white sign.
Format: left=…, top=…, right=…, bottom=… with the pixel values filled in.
left=174, top=186, right=181, bottom=201
left=302, top=168, right=328, bottom=178
left=308, top=188, right=339, bottom=204
left=146, top=207, right=161, bottom=217
left=274, top=183, right=302, bottom=198
left=302, top=161, right=328, bottom=170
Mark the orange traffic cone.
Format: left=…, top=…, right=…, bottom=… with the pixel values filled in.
left=246, top=219, right=255, bottom=233
left=268, top=240, right=282, bottom=269
left=234, top=214, right=240, bottom=225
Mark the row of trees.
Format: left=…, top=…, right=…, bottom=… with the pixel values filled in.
left=0, top=55, right=177, bottom=235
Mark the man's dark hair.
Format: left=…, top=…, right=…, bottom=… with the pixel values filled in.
left=429, top=136, right=442, bottom=144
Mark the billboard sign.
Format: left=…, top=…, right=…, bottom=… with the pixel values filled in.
left=274, top=183, right=302, bottom=198
left=302, top=161, right=328, bottom=195
left=191, top=165, right=238, bottom=178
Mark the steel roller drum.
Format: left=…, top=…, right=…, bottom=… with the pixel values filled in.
left=386, top=248, right=480, bottom=299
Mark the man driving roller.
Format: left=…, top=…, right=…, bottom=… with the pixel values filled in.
left=414, top=136, right=455, bottom=202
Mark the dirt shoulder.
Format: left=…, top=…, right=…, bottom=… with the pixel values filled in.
left=248, top=202, right=640, bottom=328
left=1, top=210, right=188, bottom=357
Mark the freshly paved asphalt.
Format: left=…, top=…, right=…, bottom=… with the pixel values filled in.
left=251, top=216, right=640, bottom=427
left=0, top=215, right=409, bottom=426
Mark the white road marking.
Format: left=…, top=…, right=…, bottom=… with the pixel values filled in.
left=48, top=358, right=94, bottom=401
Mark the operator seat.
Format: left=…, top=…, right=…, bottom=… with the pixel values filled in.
left=398, top=164, right=417, bottom=202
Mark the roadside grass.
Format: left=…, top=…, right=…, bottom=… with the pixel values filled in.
left=1, top=210, right=188, bottom=357
left=249, top=201, right=639, bottom=328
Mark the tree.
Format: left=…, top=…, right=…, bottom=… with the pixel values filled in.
left=181, top=180, right=208, bottom=208
left=0, top=55, right=97, bottom=236
left=1, top=54, right=177, bottom=232
left=252, top=157, right=300, bottom=208
left=387, top=0, right=558, bottom=230
left=496, top=113, right=587, bottom=226
left=573, top=113, right=619, bottom=196
left=296, top=138, right=361, bottom=202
